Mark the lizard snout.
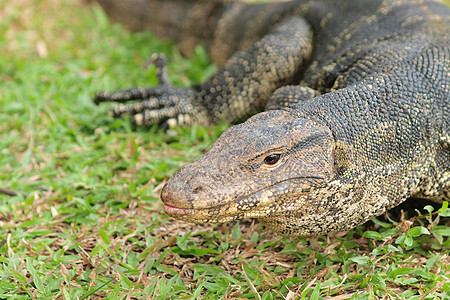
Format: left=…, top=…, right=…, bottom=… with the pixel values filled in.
left=160, top=166, right=214, bottom=210
left=160, top=178, right=198, bottom=210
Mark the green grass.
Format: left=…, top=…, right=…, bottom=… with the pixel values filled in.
left=0, top=0, right=449, bottom=299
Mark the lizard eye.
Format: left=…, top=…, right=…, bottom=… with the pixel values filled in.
left=264, top=154, right=281, bottom=165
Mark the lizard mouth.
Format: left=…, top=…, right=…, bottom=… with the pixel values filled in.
left=162, top=178, right=322, bottom=223
left=163, top=202, right=229, bottom=223
left=163, top=204, right=196, bottom=217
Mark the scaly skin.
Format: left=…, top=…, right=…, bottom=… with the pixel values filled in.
left=95, top=0, right=449, bottom=235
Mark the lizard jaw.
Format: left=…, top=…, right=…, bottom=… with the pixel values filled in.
left=163, top=204, right=195, bottom=218
left=162, top=179, right=315, bottom=224
left=162, top=203, right=228, bottom=224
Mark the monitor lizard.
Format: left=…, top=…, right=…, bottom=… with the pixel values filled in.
left=94, top=0, right=449, bottom=236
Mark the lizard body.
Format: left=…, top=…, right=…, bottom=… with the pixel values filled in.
left=95, top=0, right=450, bottom=235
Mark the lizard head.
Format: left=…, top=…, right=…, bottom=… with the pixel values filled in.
left=161, top=109, right=336, bottom=235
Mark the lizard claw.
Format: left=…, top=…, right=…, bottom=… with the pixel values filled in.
left=94, top=54, right=210, bottom=127
left=144, top=53, right=171, bottom=86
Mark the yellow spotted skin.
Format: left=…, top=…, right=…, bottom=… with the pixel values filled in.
left=94, top=0, right=449, bottom=235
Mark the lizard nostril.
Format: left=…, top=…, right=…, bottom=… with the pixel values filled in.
left=192, top=186, right=204, bottom=194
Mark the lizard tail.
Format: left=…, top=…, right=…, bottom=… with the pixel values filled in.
left=94, top=0, right=228, bottom=60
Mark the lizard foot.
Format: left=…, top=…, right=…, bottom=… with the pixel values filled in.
left=94, top=54, right=210, bottom=127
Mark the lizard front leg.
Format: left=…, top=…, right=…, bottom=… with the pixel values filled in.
left=94, top=16, right=313, bottom=127
left=265, top=85, right=320, bottom=110
left=94, top=54, right=210, bottom=127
